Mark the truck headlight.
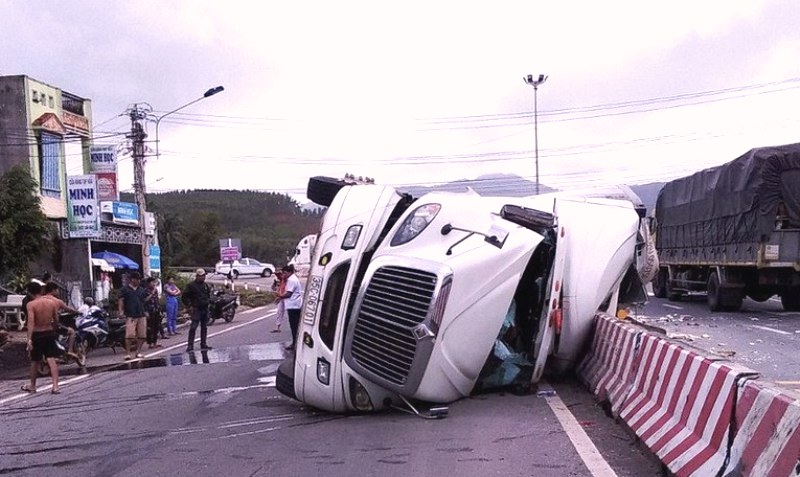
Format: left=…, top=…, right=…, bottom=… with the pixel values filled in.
left=390, top=203, right=441, bottom=246
left=348, top=377, right=374, bottom=411
left=317, top=358, right=330, bottom=385
left=341, top=225, right=362, bottom=250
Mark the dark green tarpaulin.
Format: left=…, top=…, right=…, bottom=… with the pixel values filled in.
left=655, top=143, right=800, bottom=249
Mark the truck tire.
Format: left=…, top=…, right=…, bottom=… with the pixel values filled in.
left=653, top=268, right=668, bottom=299
left=307, top=176, right=348, bottom=207
left=781, top=291, right=800, bottom=312
left=708, top=273, right=723, bottom=312
left=723, top=289, right=744, bottom=312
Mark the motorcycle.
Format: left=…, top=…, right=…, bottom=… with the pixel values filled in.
left=75, top=308, right=127, bottom=354
left=37, top=311, right=88, bottom=376
left=37, top=309, right=129, bottom=376
left=207, top=288, right=238, bottom=325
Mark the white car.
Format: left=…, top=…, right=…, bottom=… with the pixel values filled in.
left=215, top=258, right=275, bottom=279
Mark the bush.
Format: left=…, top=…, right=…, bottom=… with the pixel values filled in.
left=237, top=289, right=277, bottom=308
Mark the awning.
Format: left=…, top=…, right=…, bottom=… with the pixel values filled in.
left=92, top=251, right=139, bottom=270
left=91, top=258, right=115, bottom=272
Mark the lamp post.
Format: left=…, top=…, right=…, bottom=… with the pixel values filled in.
left=523, top=74, right=547, bottom=195
left=136, top=86, right=224, bottom=276
left=155, top=86, right=225, bottom=160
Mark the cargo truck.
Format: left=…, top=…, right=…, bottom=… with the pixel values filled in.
left=651, top=143, right=800, bottom=311
left=276, top=177, right=652, bottom=413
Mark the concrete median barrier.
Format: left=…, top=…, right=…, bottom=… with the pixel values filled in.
left=578, top=313, right=800, bottom=477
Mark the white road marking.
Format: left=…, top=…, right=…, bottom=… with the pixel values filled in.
left=143, top=309, right=275, bottom=358
left=751, top=325, right=792, bottom=336
left=217, top=426, right=282, bottom=439
left=0, top=307, right=275, bottom=406
left=540, top=382, right=618, bottom=477
left=662, top=304, right=683, bottom=310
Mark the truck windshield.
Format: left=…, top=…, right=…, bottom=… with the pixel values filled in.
left=319, top=262, right=351, bottom=349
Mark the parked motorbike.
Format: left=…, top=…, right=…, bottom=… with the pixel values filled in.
left=37, top=311, right=87, bottom=376
left=207, top=288, right=238, bottom=325
left=76, top=309, right=127, bottom=353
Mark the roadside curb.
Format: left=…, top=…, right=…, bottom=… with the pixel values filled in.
left=578, top=313, right=800, bottom=477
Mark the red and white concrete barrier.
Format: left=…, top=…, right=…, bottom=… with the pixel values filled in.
left=726, top=380, right=800, bottom=476
left=578, top=313, right=800, bottom=477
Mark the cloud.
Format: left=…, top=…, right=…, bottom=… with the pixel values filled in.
left=2, top=0, right=799, bottom=197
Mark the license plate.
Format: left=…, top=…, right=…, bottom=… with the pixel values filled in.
left=303, top=275, right=323, bottom=325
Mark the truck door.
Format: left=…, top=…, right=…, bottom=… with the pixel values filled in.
left=531, top=206, right=567, bottom=382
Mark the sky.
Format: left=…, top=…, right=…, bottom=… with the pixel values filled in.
left=2, top=0, right=800, bottom=202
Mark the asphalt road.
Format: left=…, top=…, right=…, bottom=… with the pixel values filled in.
left=0, top=305, right=663, bottom=477
left=633, top=293, right=800, bottom=387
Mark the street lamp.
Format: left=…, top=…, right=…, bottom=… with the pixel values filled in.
left=154, top=85, right=225, bottom=159
left=523, top=74, right=547, bottom=195
left=137, top=86, right=224, bottom=276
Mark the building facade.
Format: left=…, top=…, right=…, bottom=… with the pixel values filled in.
left=0, top=75, right=152, bottom=304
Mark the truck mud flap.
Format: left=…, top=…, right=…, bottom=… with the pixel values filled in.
left=275, top=359, right=296, bottom=400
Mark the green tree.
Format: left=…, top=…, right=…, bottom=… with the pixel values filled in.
left=0, top=166, right=51, bottom=283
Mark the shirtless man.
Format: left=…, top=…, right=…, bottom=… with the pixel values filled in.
left=23, top=281, right=64, bottom=394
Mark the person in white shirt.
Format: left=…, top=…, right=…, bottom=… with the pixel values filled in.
left=78, top=297, right=102, bottom=317
left=280, top=265, right=303, bottom=350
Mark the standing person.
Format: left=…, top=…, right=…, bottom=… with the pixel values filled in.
left=144, top=277, right=162, bottom=349
left=164, top=276, right=181, bottom=336
left=182, top=269, right=212, bottom=352
left=280, top=265, right=303, bottom=349
left=22, top=281, right=62, bottom=394
left=271, top=271, right=287, bottom=333
left=20, top=278, right=46, bottom=330
left=118, top=271, right=147, bottom=361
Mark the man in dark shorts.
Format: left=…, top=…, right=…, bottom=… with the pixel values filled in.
left=23, top=281, right=63, bottom=394
left=118, top=272, right=147, bottom=361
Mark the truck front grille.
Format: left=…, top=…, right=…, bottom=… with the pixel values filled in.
left=350, top=266, right=437, bottom=386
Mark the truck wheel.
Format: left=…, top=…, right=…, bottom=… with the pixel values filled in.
left=307, top=176, right=348, bottom=207
left=231, top=270, right=239, bottom=279
left=653, top=268, right=668, bottom=299
left=723, top=290, right=744, bottom=312
left=261, top=268, right=272, bottom=278
left=781, top=292, right=800, bottom=312
left=707, top=273, right=723, bottom=311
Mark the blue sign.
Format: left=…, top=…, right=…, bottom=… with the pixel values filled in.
left=149, top=245, right=161, bottom=272
left=112, top=202, right=139, bottom=224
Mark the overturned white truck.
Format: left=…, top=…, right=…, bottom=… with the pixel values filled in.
left=276, top=177, right=653, bottom=413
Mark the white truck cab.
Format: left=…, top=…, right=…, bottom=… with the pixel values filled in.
left=288, top=234, right=317, bottom=278
left=276, top=177, right=647, bottom=413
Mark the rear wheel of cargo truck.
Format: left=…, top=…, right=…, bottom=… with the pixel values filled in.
left=707, top=273, right=724, bottom=311
left=707, top=272, right=743, bottom=312
left=782, top=291, right=800, bottom=311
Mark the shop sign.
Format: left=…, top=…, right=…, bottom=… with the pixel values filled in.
left=66, top=175, right=100, bottom=238
left=89, top=145, right=117, bottom=173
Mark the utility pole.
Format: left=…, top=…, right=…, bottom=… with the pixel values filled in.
left=127, top=104, right=151, bottom=276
